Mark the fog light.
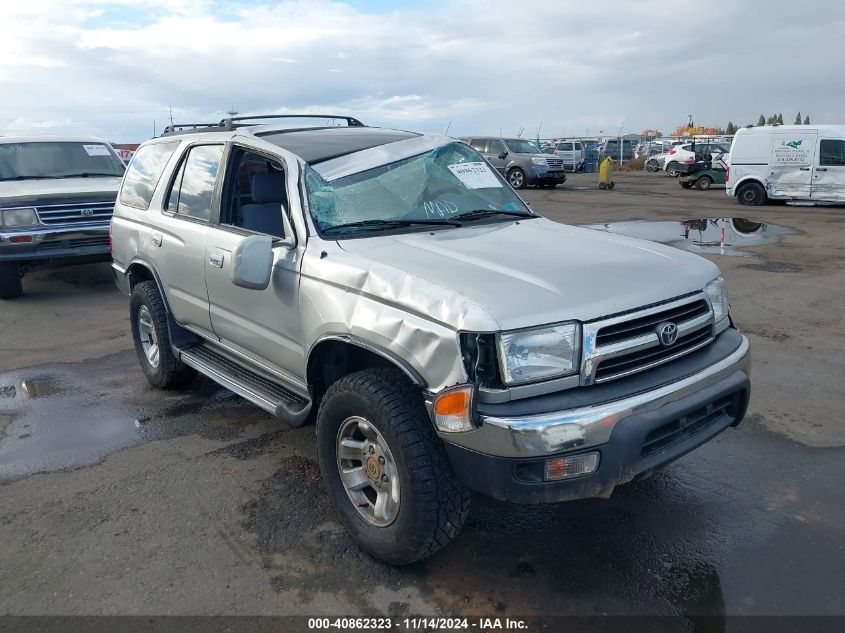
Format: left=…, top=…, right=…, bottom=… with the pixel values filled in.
left=544, top=452, right=599, bottom=481
left=433, top=384, right=474, bottom=433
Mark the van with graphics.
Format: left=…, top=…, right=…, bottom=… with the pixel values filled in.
left=726, top=124, right=845, bottom=205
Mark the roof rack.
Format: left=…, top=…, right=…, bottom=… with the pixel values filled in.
left=160, top=114, right=365, bottom=137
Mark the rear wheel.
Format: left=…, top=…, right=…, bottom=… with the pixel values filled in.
left=680, top=181, right=692, bottom=189
left=130, top=281, right=196, bottom=388
left=507, top=168, right=526, bottom=189
left=646, top=158, right=660, bottom=173
left=737, top=181, right=767, bottom=206
left=696, top=175, right=713, bottom=190
left=0, top=262, right=23, bottom=300
left=317, top=368, right=470, bottom=565
left=666, top=161, right=681, bottom=177
left=608, top=181, right=615, bottom=190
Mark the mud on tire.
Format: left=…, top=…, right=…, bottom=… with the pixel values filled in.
left=316, top=368, right=470, bottom=565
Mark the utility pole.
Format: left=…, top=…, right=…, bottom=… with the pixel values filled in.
left=153, top=120, right=156, bottom=137
left=169, top=106, right=174, bottom=127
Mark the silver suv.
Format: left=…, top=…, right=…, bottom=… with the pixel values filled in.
left=1, top=136, right=125, bottom=298
left=460, top=137, right=566, bottom=189
left=111, top=115, right=751, bottom=564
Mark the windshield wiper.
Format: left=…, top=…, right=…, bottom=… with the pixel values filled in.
left=322, top=218, right=460, bottom=234
left=52, top=172, right=123, bottom=178
left=450, top=209, right=533, bottom=222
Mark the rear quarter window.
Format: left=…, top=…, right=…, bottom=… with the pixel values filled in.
left=120, top=142, right=180, bottom=210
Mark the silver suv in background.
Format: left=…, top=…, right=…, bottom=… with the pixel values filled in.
left=111, top=114, right=750, bottom=565
left=460, top=137, right=566, bottom=188
left=0, top=136, right=125, bottom=298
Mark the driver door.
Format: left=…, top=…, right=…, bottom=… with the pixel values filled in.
left=483, top=139, right=509, bottom=175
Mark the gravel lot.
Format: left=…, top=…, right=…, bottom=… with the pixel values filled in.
left=1, top=172, right=843, bottom=619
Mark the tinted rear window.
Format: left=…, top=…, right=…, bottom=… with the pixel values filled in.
left=120, top=142, right=179, bottom=210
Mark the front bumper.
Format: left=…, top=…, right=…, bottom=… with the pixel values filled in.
left=442, top=333, right=750, bottom=504
left=0, top=224, right=110, bottom=262
left=527, top=169, right=567, bottom=185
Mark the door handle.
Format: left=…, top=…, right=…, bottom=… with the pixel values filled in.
left=208, top=252, right=224, bottom=268
left=151, top=232, right=162, bottom=247
left=816, top=167, right=828, bottom=172
left=799, top=167, right=811, bottom=171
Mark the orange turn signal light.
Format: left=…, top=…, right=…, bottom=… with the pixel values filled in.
left=433, top=385, right=474, bottom=433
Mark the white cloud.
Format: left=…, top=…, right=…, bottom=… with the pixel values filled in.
left=0, top=0, right=843, bottom=142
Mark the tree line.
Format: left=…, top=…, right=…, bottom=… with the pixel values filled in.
left=725, top=113, right=811, bottom=134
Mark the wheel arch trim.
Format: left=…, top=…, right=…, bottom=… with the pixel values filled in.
left=307, top=334, right=427, bottom=388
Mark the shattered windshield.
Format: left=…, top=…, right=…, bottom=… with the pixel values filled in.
left=305, top=142, right=532, bottom=236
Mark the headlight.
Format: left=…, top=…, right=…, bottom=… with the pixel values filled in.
left=705, top=277, right=729, bottom=323
left=2, top=208, right=39, bottom=228
left=497, top=322, right=581, bottom=385
left=530, top=157, right=547, bottom=165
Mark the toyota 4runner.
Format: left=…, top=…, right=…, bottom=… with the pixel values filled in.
left=111, top=115, right=751, bottom=565
left=1, top=136, right=125, bottom=298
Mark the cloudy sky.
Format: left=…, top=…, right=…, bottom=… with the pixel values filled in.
left=2, top=0, right=843, bottom=143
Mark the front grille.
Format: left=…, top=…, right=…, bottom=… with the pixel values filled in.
left=545, top=158, right=563, bottom=167
left=640, top=395, right=735, bottom=459
left=37, top=236, right=110, bottom=252
left=35, top=201, right=114, bottom=225
left=594, top=327, right=713, bottom=381
left=596, top=299, right=709, bottom=347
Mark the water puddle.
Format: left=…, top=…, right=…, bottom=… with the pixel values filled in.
left=583, top=218, right=792, bottom=257
left=0, top=352, right=275, bottom=483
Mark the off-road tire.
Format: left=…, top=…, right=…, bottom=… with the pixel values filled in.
left=696, top=176, right=713, bottom=190
left=0, top=261, right=23, bottom=300
left=130, top=280, right=196, bottom=388
left=316, top=368, right=470, bottom=565
left=507, top=168, right=526, bottom=189
left=737, top=181, right=767, bottom=206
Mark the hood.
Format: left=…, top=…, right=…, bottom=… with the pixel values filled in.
left=0, top=177, right=122, bottom=206
left=337, top=217, right=719, bottom=331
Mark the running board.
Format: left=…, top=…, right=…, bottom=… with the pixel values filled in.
left=180, top=345, right=311, bottom=426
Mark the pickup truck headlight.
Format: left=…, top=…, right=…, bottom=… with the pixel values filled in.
left=530, top=157, right=547, bottom=165
left=497, top=322, right=581, bottom=385
left=705, top=277, right=729, bottom=323
left=2, top=208, right=39, bottom=228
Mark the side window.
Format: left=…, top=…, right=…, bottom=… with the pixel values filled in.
left=819, top=139, right=845, bottom=166
left=469, top=139, right=487, bottom=152
left=556, top=142, right=571, bottom=151
left=167, top=145, right=224, bottom=221
left=487, top=139, right=506, bottom=155
left=119, top=142, right=179, bottom=210
left=574, top=143, right=583, bottom=151
left=221, top=149, right=288, bottom=239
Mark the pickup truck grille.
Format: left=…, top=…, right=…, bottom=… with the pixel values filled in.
left=35, top=201, right=114, bottom=225
left=584, top=295, right=715, bottom=384
left=545, top=157, right=563, bottom=167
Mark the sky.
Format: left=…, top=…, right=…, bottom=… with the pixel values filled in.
left=1, top=0, right=843, bottom=143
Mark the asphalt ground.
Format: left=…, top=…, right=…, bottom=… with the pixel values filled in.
left=1, top=172, right=843, bottom=625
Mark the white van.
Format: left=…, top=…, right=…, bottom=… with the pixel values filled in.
left=553, top=140, right=585, bottom=172
left=727, top=125, right=845, bottom=205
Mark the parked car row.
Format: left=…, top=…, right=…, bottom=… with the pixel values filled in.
left=461, top=137, right=567, bottom=189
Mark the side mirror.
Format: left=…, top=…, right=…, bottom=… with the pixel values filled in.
left=231, top=234, right=273, bottom=290
left=498, top=151, right=508, bottom=160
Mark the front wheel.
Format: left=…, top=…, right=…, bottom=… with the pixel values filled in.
left=317, top=368, right=470, bottom=565
left=0, top=261, right=23, bottom=300
left=507, top=168, right=526, bottom=189
left=130, top=281, right=196, bottom=388
left=736, top=181, right=767, bottom=206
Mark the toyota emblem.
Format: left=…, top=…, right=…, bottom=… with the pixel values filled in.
left=656, top=322, right=679, bottom=347
left=80, top=209, right=95, bottom=217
